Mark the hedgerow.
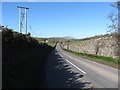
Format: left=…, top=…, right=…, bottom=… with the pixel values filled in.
left=2, top=28, right=53, bottom=88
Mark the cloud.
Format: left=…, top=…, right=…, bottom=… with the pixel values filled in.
left=1, top=0, right=117, bottom=2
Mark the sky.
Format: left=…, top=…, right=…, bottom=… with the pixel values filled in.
left=2, top=2, right=118, bottom=39
left=1, top=0, right=118, bottom=2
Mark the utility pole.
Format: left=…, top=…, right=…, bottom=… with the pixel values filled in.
left=17, top=6, right=24, bottom=33
left=25, top=7, right=29, bottom=34
left=17, top=6, right=29, bottom=34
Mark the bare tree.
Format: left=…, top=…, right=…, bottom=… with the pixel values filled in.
left=107, top=2, right=120, bottom=33
left=107, top=2, right=120, bottom=59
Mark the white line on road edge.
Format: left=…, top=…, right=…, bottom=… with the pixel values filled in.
left=66, top=59, right=86, bottom=74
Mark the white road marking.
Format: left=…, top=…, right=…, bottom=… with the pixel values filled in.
left=60, top=49, right=86, bottom=74
left=60, top=54, right=63, bottom=57
left=66, top=59, right=86, bottom=74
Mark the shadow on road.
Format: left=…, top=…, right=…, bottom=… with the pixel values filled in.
left=46, top=50, right=93, bottom=89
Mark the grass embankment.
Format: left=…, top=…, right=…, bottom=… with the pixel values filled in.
left=48, top=43, right=55, bottom=47
left=63, top=48, right=120, bottom=69
left=65, top=40, right=85, bottom=44
left=2, top=28, right=53, bottom=88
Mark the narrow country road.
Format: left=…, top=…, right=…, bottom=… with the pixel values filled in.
left=45, top=43, right=118, bottom=88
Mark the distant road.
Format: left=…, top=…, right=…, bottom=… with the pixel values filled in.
left=45, top=43, right=118, bottom=88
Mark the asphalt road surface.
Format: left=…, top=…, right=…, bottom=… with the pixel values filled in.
left=45, top=43, right=118, bottom=88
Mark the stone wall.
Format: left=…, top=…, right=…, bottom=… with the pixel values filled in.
left=61, top=35, right=119, bottom=58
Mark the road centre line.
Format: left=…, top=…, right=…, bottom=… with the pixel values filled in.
left=60, top=54, right=63, bottom=57
left=65, top=59, right=86, bottom=74
left=60, top=50, right=86, bottom=74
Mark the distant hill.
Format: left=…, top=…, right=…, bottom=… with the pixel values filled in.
left=61, top=36, right=76, bottom=40
left=36, top=36, right=75, bottom=39
left=35, top=36, right=76, bottom=43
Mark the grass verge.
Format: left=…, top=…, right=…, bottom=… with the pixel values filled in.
left=48, top=43, right=55, bottom=47
left=63, top=48, right=120, bottom=69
